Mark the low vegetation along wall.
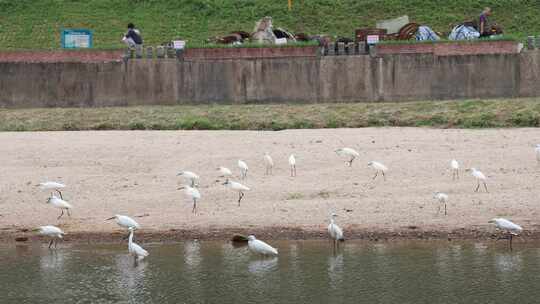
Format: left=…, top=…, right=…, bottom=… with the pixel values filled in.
left=0, top=50, right=540, bottom=107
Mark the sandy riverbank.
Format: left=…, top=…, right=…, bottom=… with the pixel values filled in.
left=1, top=128, right=540, bottom=243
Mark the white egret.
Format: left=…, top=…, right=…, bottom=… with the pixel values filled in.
left=223, top=180, right=250, bottom=206
left=38, top=181, right=66, bottom=199
left=247, top=235, right=278, bottom=256
left=335, top=148, right=360, bottom=166
left=178, top=185, right=201, bottom=213
left=46, top=195, right=73, bottom=219
left=289, top=154, right=296, bottom=177
left=451, top=159, right=459, bottom=180
left=36, top=225, right=65, bottom=249
left=217, top=167, right=233, bottom=181
left=469, top=168, right=488, bottom=192
left=128, top=227, right=149, bottom=263
left=433, top=192, right=449, bottom=215
left=238, top=160, right=249, bottom=179
left=536, top=144, right=540, bottom=163
left=177, top=171, right=199, bottom=187
left=106, top=215, right=140, bottom=239
left=368, top=161, right=388, bottom=181
left=328, top=213, right=344, bottom=249
left=263, top=153, right=274, bottom=175
left=489, top=218, right=523, bottom=251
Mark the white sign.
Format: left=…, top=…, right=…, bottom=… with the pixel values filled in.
left=173, top=40, right=186, bottom=50
left=366, top=35, right=380, bottom=45
left=62, top=29, right=93, bottom=48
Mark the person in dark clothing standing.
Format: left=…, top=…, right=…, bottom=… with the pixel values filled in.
left=478, top=7, right=492, bottom=37
left=123, top=23, right=143, bottom=47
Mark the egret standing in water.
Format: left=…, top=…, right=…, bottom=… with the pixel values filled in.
left=335, top=148, right=360, bottom=167
left=288, top=154, right=296, bottom=177
left=223, top=180, right=250, bottom=206
left=177, top=171, right=199, bottom=187
left=328, top=213, right=344, bottom=250
left=178, top=185, right=201, bottom=213
left=39, top=181, right=66, bottom=199
left=238, top=160, right=249, bottom=179
left=217, top=167, right=233, bottom=181
left=450, top=159, right=460, bottom=180
left=489, top=218, right=523, bottom=251
left=469, top=168, right=488, bottom=192
left=35, top=225, right=65, bottom=249
left=263, top=153, right=274, bottom=175
left=128, top=227, right=148, bottom=263
left=247, top=235, right=278, bottom=256
left=433, top=192, right=449, bottom=215
left=368, top=161, right=388, bottom=181
left=106, top=215, right=140, bottom=238
left=46, top=195, right=73, bottom=220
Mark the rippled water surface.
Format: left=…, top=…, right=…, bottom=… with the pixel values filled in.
left=2, top=240, right=540, bottom=303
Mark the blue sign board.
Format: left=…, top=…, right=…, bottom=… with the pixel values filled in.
left=61, top=29, right=93, bottom=48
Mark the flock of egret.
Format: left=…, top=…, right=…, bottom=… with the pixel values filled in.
left=34, top=144, right=529, bottom=262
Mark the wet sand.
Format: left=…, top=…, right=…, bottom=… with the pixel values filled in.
left=1, top=128, right=540, bottom=243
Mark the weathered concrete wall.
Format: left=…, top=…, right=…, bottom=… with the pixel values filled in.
left=377, top=54, right=520, bottom=101
left=0, top=51, right=539, bottom=108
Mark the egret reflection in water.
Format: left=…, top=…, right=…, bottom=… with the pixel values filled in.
left=327, top=253, right=344, bottom=288
left=248, top=257, right=278, bottom=275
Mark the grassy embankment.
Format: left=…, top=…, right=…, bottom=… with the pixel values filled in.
left=0, top=0, right=539, bottom=50
left=1, top=98, right=540, bottom=131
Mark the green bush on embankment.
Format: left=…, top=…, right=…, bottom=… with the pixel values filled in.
left=1, top=98, right=540, bottom=131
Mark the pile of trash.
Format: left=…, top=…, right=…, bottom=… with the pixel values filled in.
left=206, top=15, right=505, bottom=48
left=372, top=15, right=504, bottom=42
left=208, top=16, right=330, bottom=46
left=448, top=23, right=503, bottom=41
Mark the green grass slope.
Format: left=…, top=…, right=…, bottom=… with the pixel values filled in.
left=0, top=0, right=539, bottom=49
left=1, top=98, right=540, bottom=131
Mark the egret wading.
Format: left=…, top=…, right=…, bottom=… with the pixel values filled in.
left=106, top=215, right=140, bottom=239
left=469, top=168, right=488, bottom=192
left=46, top=195, right=73, bottom=220
left=328, top=213, right=344, bottom=250
left=38, top=181, right=66, bottom=199
left=433, top=192, right=449, bottom=215
left=178, top=185, right=201, bottom=213
left=289, top=154, right=296, bottom=177
left=238, top=160, right=249, bottom=179
left=35, top=225, right=65, bottom=249
left=177, top=171, right=199, bottom=187
left=535, top=144, right=540, bottom=164
left=451, top=159, right=460, bottom=180
left=368, top=161, right=388, bottom=181
left=489, top=218, right=523, bottom=251
left=264, top=153, right=274, bottom=175
left=217, top=167, right=233, bottom=181
left=247, top=235, right=278, bottom=256
left=223, top=180, right=250, bottom=206
left=335, top=148, right=360, bottom=167
left=128, top=227, right=149, bottom=263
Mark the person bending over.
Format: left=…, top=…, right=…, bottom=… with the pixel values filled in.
left=123, top=23, right=143, bottom=47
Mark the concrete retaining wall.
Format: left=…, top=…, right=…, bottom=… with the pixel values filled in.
left=1, top=51, right=539, bottom=108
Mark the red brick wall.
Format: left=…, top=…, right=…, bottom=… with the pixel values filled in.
left=0, top=47, right=319, bottom=62
left=375, top=41, right=519, bottom=56
left=0, top=50, right=124, bottom=63
left=433, top=41, right=518, bottom=56
left=184, top=46, right=319, bottom=60
left=374, top=43, right=434, bottom=55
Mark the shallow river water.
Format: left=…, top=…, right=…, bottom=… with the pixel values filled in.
left=1, top=240, right=540, bottom=303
